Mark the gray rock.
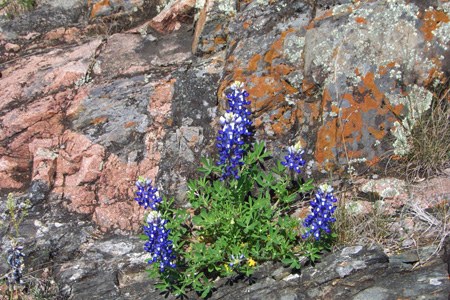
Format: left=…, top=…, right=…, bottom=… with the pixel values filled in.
left=0, top=6, right=83, bottom=38
left=71, top=77, right=151, bottom=162
left=28, top=180, right=49, bottom=205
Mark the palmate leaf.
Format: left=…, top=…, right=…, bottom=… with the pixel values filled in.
left=198, top=157, right=212, bottom=175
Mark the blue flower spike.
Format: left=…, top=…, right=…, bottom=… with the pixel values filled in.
left=144, top=210, right=176, bottom=272
left=229, top=254, right=245, bottom=268
left=216, top=81, right=252, bottom=180
left=281, top=141, right=306, bottom=173
left=135, top=176, right=162, bottom=210
left=302, top=183, right=337, bottom=241
left=6, top=245, right=25, bottom=285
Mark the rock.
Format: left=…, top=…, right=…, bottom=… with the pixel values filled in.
left=205, top=243, right=450, bottom=300
left=4, top=42, right=20, bottom=52
left=0, top=6, right=83, bottom=39
left=27, top=180, right=50, bottom=205
left=0, top=156, right=30, bottom=189
left=89, top=0, right=145, bottom=18
left=149, top=0, right=196, bottom=34
left=192, top=0, right=235, bottom=55
left=158, top=62, right=222, bottom=204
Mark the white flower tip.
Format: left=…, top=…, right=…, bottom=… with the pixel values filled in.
left=146, top=210, right=161, bottom=224
left=293, top=141, right=303, bottom=152
left=319, top=183, right=333, bottom=194
left=231, top=81, right=244, bottom=90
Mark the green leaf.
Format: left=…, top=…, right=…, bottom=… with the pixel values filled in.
left=282, top=258, right=292, bottom=264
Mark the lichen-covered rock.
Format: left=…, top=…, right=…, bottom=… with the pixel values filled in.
left=192, top=0, right=235, bottom=55
left=215, top=0, right=450, bottom=175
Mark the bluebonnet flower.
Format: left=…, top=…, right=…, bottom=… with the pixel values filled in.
left=281, top=141, right=306, bottom=173
left=6, top=245, right=25, bottom=285
left=302, top=184, right=337, bottom=241
left=135, top=177, right=161, bottom=210
left=226, top=81, right=252, bottom=129
left=229, top=254, right=245, bottom=268
left=144, top=210, right=176, bottom=272
left=216, top=82, right=252, bottom=180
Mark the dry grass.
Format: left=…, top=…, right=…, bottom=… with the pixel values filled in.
left=333, top=178, right=450, bottom=265
left=333, top=191, right=396, bottom=248
left=403, top=81, right=450, bottom=181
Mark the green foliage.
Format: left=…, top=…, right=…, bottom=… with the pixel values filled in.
left=4, top=193, right=30, bottom=242
left=145, top=142, right=334, bottom=298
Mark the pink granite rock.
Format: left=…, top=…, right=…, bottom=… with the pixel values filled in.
left=0, top=156, right=29, bottom=189
left=29, top=138, right=60, bottom=186
left=5, top=42, right=20, bottom=52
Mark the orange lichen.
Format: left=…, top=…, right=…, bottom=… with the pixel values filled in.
left=355, top=17, right=367, bottom=24
left=366, top=156, right=380, bottom=167
left=308, top=102, right=321, bottom=122
left=280, top=80, right=298, bottom=94
left=420, top=9, right=450, bottom=41
left=248, top=54, right=261, bottom=72
left=302, top=80, right=316, bottom=96
left=332, top=46, right=339, bottom=58
left=280, top=28, right=295, bottom=38
left=214, top=37, right=226, bottom=45
left=368, top=127, right=385, bottom=140
left=91, top=0, right=110, bottom=18
left=274, top=64, right=292, bottom=77
left=362, top=72, right=384, bottom=103
left=90, top=116, right=108, bottom=125
left=346, top=149, right=363, bottom=159
left=243, top=20, right=252, bottom=30
left=253, top=118, right=263, bottom=127
left=315, top=89, right=337, bottom=165
left=386, top=61, right=396, bottom=68
left=124, top=121, right=135, bottom=128
left=314, top=69, right=405, bottom=167
left=314, top=10, right=334, bottom=22
left=264, top=48, right=275, bottom=65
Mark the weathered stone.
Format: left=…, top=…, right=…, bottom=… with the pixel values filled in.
left=70, top=77, right=151, bottom=161
left=0, top=6, right=83, bottom=39
left=0, top=156, right=30, bottom=189
left=93, top=31, right=192, bottom=78
left=4, top=42, right=20, bottom=52
left=158, top=63, right=221, bottom=204
left=89, top=0, right=145, bottom=19
left=192, top=0, right=235, bottom=55
left=149, top=0, right=196, bottom=34
left=27, top=180, right=50, bottom=205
